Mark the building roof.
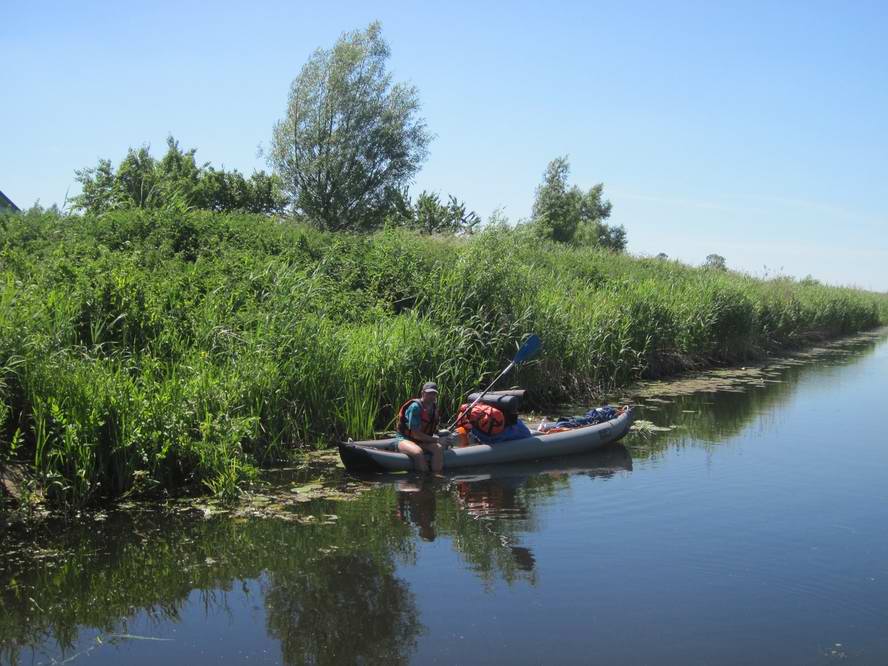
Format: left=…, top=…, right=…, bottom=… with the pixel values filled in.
left=0, top=189, right=20, bottom=212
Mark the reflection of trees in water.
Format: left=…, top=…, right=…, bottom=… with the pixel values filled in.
left=442, top=478, right=541, bottom=587
left=393, top=446, right=633, bottom=587
left=265, top=553, right=421, bottom=666
left=2, top=444, right=635, bottom=664
left=1, top=512, right=215, bottom=663
left=393, top=476, right=542, bottom=585
left=629, top=335, right=884, bottom=456
left=0, top=496, right=422, bottom=666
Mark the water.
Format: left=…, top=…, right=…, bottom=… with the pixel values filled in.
left=3, top=331, right=888, bottom=665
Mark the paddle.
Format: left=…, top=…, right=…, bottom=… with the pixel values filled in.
left=447, top=334, right=541, bottom=432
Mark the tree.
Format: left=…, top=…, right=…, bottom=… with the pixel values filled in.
left=704, top=253, right=727, bottom=271
left=72, top=137, right=286, bottom=215
left=530, top=156, right=625, bottom=250
left=269, top=22, right=432, bottom=231
left=392, top=190, right=480, bottom=235
left=531, top=157, right=578, bottom=243
left=73, top=158, right=116, bottom=213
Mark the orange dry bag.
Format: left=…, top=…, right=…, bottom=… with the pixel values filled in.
left=456, top=403, right=506, bottom=437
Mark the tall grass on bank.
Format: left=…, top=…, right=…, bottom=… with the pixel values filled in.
left=1, top=209, right=886, bottom=508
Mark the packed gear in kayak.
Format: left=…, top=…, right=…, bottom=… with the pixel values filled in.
left=456, top=402, right=506, bottom=436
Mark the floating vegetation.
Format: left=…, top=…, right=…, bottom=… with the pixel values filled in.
left=618, top=328, right=888, bottom=459
left=629, top=419, right=674, bottom=437
left=624, top=329, right=887, bottom=406
left=159, top=475, right=376, bottom=523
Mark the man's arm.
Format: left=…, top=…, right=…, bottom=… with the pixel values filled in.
left=409, top=428, right=439, bottom=445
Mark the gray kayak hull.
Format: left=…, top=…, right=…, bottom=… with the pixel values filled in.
left=339, top=407, right=634, bottom=473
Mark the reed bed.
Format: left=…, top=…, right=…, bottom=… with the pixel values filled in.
left=1, top=209, right=885, bottom=507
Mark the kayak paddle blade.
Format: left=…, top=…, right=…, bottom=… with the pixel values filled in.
left=513, top=334, right=541, bottom=365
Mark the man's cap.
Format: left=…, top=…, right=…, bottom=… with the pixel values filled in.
left=421, top=382, right=438, bottom=394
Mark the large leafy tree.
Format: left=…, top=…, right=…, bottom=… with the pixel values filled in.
left=530, top=156, right=626, bottom=251
left=269, top=22, right=432, bottom=231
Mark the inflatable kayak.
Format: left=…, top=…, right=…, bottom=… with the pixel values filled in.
left=339, top=406, right=634, bottom=474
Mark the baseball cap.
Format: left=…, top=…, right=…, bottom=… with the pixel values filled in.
left=421, top=382, right=438, bottom=394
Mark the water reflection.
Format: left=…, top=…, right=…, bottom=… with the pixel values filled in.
left=265, top=552, right=421, bottom=666
left=450, top=444, right=633, bottom=521
left=390, top=446, right=633, bottom=585
left=0, top=499, right=422, bottom=666
left=0, top=445, right=632, bottom=664
left=625, top=332, right=886, bottom=455
left=396, top=478, right=439, bottom=542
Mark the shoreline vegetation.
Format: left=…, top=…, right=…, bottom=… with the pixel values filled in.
left=4, top=23, right=887, bottom=521
left=1, top=208, right=887, bottom=514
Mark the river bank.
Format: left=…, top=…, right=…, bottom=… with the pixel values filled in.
left=1, top=209, right=886, bottom=512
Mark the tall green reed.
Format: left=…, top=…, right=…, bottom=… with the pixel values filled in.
left=1, top=208, right=885, bottom=508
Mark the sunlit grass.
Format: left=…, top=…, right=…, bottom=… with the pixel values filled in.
left=1, top=208, right=885, bottom=508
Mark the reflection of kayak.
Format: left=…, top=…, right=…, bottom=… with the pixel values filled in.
left=339, top=407, right=634, bottom=474
left=444, top=443, right=633, bottom=483
left=375, top=445, right=632, bottom=485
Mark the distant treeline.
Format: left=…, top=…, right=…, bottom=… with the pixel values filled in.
left=70, top=21, right=627, bottom=250
left=72, top=136, right=625, bottom=250
left=0, top=209, right=886, bottom=510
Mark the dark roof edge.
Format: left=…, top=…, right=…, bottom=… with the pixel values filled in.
left=0, top=189, right=20, bottom=212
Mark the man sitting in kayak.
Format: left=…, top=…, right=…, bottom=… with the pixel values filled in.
left=397, top=382, right=444, bottom=474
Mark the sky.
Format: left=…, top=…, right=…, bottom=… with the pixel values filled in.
left=2, top=1, right=886, bottom=290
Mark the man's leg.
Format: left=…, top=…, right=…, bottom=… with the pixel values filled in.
left=397, top=439, right=429, bottom=473
left=426, top=442, right=444, bottom=474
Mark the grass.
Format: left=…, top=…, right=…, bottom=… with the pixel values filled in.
left=1, top=208, right=886, bottom=509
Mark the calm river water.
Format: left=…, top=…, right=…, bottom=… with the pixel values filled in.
left=2, top=331, right=887, bottom=665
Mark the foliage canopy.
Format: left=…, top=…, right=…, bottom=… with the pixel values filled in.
left=73, top=137, right=286, bottom=216
left=705, top=253, right=727, bottom=271
left=269, top=22, right=432, bottom=230
left=530, top=156, right=626, bottom=251
left=387, top=190, right=480, bottom=235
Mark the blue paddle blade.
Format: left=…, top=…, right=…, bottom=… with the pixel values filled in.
left=512, top=334, right=541, bottom=365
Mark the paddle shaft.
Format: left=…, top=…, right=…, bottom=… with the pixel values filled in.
left=447, top=361, right=515, bottom=431
left=444, top=334, right=540, bottom=433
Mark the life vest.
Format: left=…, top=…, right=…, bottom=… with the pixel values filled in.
left=397, top=399, right=438, bottom=437
left=456, top=403, right=506, bottom=437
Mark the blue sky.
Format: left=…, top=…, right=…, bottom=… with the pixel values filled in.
left=3, top=1, right=886, bottom=290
